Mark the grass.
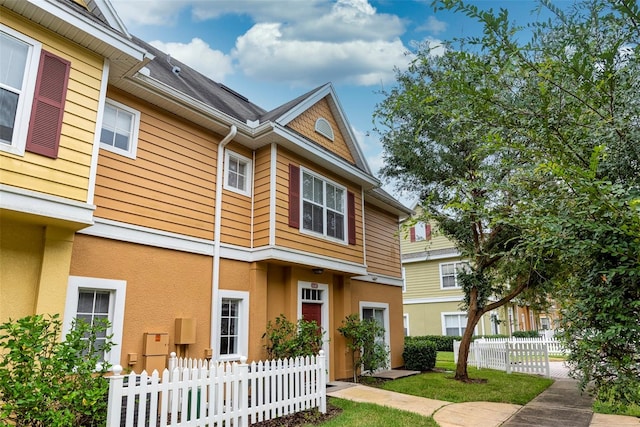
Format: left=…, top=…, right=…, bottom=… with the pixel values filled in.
left=381, top=352, right=554, bottom=405
left=308, top=398, right=438, bottom=427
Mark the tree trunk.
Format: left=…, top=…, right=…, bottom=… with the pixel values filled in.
left=455, top=286, right=483, bottom=381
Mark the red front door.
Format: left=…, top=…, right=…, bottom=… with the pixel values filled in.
left=302, top=302, right=322, bottom=330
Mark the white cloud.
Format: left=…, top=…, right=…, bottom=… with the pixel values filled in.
left=417, top=16, right=448, bottom=35
left=111, top=0, right=188, bottom=26
left=149, top=38, right=233, bottom=82
left=233, top=23, right=411, bottom=87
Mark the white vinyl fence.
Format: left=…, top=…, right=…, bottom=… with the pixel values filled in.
left=454, top=338, right=552, bottom=377
left=106, top=351, right=326, bottom=427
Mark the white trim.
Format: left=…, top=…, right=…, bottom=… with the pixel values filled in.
left=0, top=184, right=95, bottom=225
left=79, top=217, right=214, bottom=255
left=92, top=0, right=131, bottom=37
left=441, top=311, right=477, bottom=336
left=269, top=143, right=277, bottom=246
left=402, top=267, right=407, bottom=292
left=249, top=245, right=367, bottom=275
left=359, top=301, right=391, bottom=367
left=351, top=273, right=403, bottom=287
left=402, top=250, right=462, bottom=263
left=0, top=25, right=41, bottom=156
left=215, top=290, right=249, bottom=362
left=298, top=281, right=329, bottom=375
left=99, top=98, right=140, bottom=159
left=63, top=276, right=126, bottom=368
left=439, top=260, right=468, bottom=290
left=300, top=167, right=348, bottom=244
left=87, top=59, right=110, bottom=205
left=223, top=149, right=252, bottom=197
left=403, top=295, right=465, bottom=304
left=403, top=313, right=410, bottom=337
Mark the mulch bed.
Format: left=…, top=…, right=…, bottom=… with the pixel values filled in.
left=251, top=403, right=342, bottom=427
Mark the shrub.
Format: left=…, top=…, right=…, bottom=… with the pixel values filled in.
left=338, top=314, right=388, bottom=382
left=405, top=335, right=459, bottom=352
left=0, top=313, right=113, bottom=427
left=263, top=315, right=325, bottom=360
left=513, top=330, right=541, bottom=338
left=403, top=340, right=437, bottom=371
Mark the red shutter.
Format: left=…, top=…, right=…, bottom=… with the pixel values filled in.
left=25, top=50, right=70, bottom=158
left=410, top=226, right=416, bottom=242
left=288, top=164, right=300, bottom=228
left=426, top=223, right=432, bottom=240
left=347, top=191, right=356, bottom=245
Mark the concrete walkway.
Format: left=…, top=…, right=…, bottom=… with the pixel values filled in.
left=326, top=369, right=640, bottom=427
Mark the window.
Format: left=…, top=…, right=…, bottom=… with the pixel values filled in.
left=403, top=313, right=409, bottom=336
left=63, top=277, right=126, bottom=367
left=217, top=290, right=248, bottom=361
left=224, top=150, right=252, bottom=196
left=99, top=99, right=140, bottom=158
left=442, top=313, right=468, bottom=336
left=360, top=301, right=390, bottom=370
left=302, top=170, right=346, bottom=241
left=402, top=267, right=407, bottom=293
left=0, top=26, right=41, bottom=155
left=410, top=222, right=431, bottom=242
left=440, top=261, right=469, bottom=289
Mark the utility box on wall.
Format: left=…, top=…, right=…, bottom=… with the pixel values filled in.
left=143, top=332, right=169, bottom=355
left=174, top=318, right=196, bottom=344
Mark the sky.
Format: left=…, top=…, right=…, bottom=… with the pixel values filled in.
left=109, top=0, right=550, bottom=204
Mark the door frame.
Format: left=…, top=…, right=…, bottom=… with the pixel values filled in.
left=297, top=281, right=329, bottom=374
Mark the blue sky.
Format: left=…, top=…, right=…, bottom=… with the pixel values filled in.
left=110, top=0, right=550, bottom=200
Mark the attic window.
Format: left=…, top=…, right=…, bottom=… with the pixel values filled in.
left=314, top=118, right=334, bottom=141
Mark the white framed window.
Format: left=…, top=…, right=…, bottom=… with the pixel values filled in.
left=441, top=312, right=476, bottom=336
left=402, top=267, right=407, bottom=293
left=439, top=261, right=469, bottom=289
left=359, top=301, right=390, bottom=370
left=217, top=290, right=249, bottom=361
left=224, top=150, right=252, bottom=197
left=403, top=313, right=410, bottom=336
left=99, top=98, right=140, bottom=159
left=301, top=169, right=346, bottom=242
left=63, top=276, right=126, bottom=368
left=0, top=25, right=41, bottom=156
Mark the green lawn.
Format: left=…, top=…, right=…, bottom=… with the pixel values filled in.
left=309, top=398, right=438, bottom=427
left=381, top=352, right=554, bottom=405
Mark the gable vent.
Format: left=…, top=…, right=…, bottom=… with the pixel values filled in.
left=315, top=118, right=334, bottom=141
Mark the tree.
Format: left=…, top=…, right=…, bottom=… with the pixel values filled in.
left=376, top=0, right=640, bottom=403
left=338, top=314, right=388, bottom=382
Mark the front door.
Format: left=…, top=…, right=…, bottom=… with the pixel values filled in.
left=302, top=302, right=322, bottom=329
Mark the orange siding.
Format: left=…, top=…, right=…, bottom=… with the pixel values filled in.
left=274, top=148, right=364, bottom=265
left=364, top=203, right=402, bottom=278
left=94, top=88, right=217, bottom=239
left=253, top=146, right=272, bottom=247
left=287, top=98, right=355, bottom=164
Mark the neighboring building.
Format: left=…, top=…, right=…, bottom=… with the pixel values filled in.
left=0, top=0, right=411, bottom=381
left=401, top=206, right=539, bottom=338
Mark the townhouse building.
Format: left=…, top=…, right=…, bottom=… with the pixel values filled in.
left=0, top=0, right=411, bottom=381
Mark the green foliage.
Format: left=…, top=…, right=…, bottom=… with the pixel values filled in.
left=402, top=340, right=437, bottom=371
left=0, top=314, right=113, bottom=427
left=405, top=335, right=458, bottom=352
left=512, top=331, right=540, bottom=338
left=262, top=315, right=325, bottom=360
left=338, top=314, right=388, bottom=382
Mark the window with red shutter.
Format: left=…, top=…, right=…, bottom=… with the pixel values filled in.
left=410, top=226, right=416, bottom=242
left=288, top=164, right=300, bottom=228
left=25, top=50, right=70, bottom=158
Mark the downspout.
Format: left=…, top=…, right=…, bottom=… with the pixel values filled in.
left=210, top=125, right=237, bottom=353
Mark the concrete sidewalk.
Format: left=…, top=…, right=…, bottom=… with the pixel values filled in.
left=326, top=378, right=640, bottom=427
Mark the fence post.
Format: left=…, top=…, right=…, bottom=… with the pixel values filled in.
left=238, top=356, right=249, bottom=427
left=318, top=350, right=326, bottom=414
left=505, top=342, right=511, bottom=374
left=543, top=344, right=550, bottom=378
left=106, top=365, right=124, bottom=427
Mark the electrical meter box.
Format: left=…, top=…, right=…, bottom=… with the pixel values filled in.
left=143, top=332, right=169, bottom=355
left=175, top=318, right=196, bottom=344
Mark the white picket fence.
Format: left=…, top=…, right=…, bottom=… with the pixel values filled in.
left=480, top=336, right=566, bottom=356
left=106, top=351, right=326, bottom=427
left=454, top=339, right=551, bottom=377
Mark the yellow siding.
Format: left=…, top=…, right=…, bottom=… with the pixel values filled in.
left=0, top=10, right=103, bottom=202
left=403, top=257, right=465, bottom=299
left=287, top=98, right=355, bottom=164
left=274, top=148, right=364, bottom=264
left=403, top=302, right=506, bottom=337
left=220, top=142, right=252, bottom=246
left=400, top=220, right=454, bottom=255
left=93, top=88, right=217, bottom=239
left=252, top=146, right=272, bottom=247
left=364, top=203, right=402, bottom=277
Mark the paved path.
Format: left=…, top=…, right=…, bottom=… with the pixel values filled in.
left=326, top=363, right=640, bottom=427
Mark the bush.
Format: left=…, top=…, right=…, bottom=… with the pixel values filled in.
left=338, top=314, right=388, bottom=382
left=513, top=330, right=541, bottom=338
left=263, top=315, right=325, bottom=360
left=405, top=335, right=459, bottom=352
left=403, top=340, right=437, bottom=371
left=0, top=314, right=113, bottom=427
